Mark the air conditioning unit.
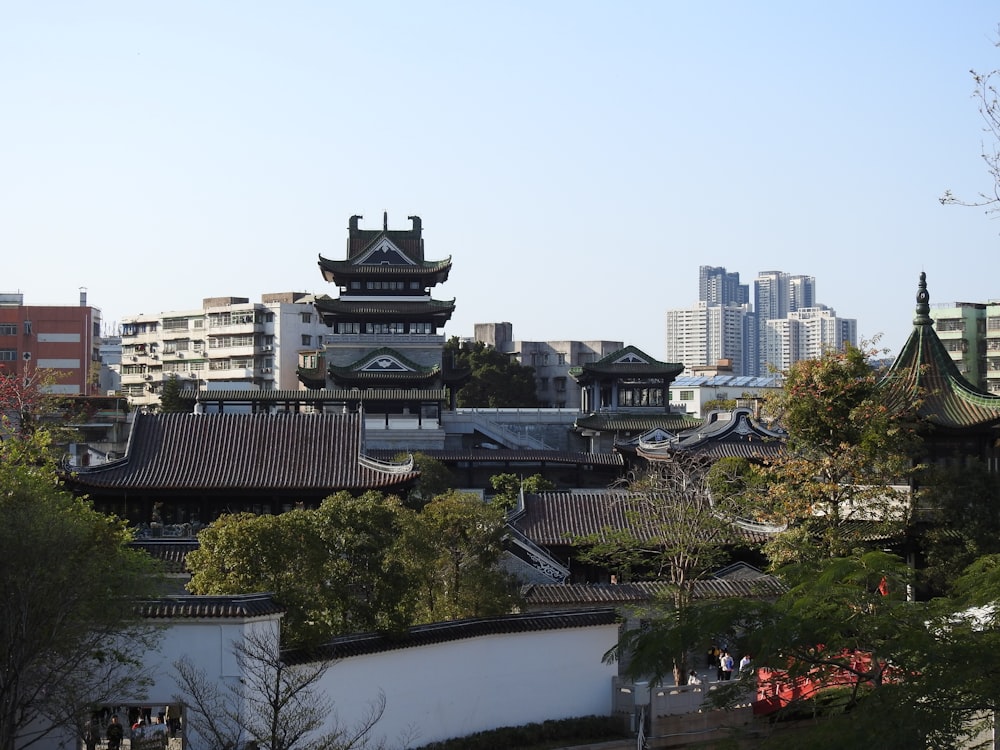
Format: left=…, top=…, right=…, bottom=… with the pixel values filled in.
left=131, top=356, right=138, bottom=362
left=144, top=374, right=153, bottom=381
left=177, top=352, right=184, bottom=358
left=150, top=354, right=158, bottom=360
left=262, top=345, right=273, bottom=352
left=261, top=368, right=272, bottom=374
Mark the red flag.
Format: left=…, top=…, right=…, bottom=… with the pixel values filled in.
left=878, top=576, right=889, bottom=597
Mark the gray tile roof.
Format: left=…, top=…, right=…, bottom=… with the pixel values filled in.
left=67, top=412, right=419, bottom=493
left=138, top=593, right=285, bottom=619
left=522, top=577, right=786, bottom=607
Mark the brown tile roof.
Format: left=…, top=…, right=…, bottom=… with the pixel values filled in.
left=138, top=593, right=285, bottom=619
left=879, top=273, right=1000, bottom=430
left=284, top=608, right=619, bottom=663
left=66, top=412, right=419, bottom=493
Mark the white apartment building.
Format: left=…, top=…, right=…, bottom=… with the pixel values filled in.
left=665, top=302, right=756, bottom=376
left=119, top=292, right=324, bottom=408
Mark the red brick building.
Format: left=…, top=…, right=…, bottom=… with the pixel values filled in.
left=0, top=291, right=102, bottom=395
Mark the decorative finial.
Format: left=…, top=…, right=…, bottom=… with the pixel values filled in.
left=914, top=271, right=932, bottom=326
left=383, top=211, right=388, bottom=231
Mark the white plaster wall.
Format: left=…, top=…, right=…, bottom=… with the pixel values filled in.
left=314, top=623, right=619, bottom=749
left=25, top=618, right=615, bottom=750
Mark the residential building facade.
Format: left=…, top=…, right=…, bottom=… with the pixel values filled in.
left=119, top=292, right=322, bottom=408
left=473, top=322, right=623, bottom=409
left=665, top=302, right=756, bottom=377
left=929, top=302, right=988, bottom=389
left=0, top=290, right=102, bottom=395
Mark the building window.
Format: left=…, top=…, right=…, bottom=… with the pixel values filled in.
left=554, top=377, right=567, bottom=392
left=0, top=349, right=16, bottom=361
left=679, top=390, right=694, bottom=400
left=539, top=378, right=549, bottom=391
left=23, top=321, right=32, bottom=335
left=301, top=335, right=312, bottom=346
left=335, top=322, right=360, bottom=334
left=301, top=312, right=312, bottom=324
left=557, top=353, right=566, bottom=365
left=0, top=324, right=17, bottom=336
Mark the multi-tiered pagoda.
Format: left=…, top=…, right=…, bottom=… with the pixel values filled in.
left=304, top=214, right=466, bottom=446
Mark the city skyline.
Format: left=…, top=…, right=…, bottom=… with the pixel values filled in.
left=4, top=2, right=1000, bottom=359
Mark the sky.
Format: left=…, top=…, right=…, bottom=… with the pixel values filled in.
left=3, top=2, right=1000, bottom=359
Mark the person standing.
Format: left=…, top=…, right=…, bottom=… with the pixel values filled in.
left=106, top=715, right=125, bottom=750
left=720, top=650, right=734, bottom=680
left=83, top=720, right=99, bottom=750
left=739, top=653, right=752, bottom=678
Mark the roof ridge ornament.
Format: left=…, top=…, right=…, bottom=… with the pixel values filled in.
left=914, top=271, right=932, bottom=326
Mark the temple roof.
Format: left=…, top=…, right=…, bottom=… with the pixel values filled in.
left=510, top=490, right=778, bottom=546
left=178, top=388, right=450, bottom=403
left=318, top=254, right=453, bottom=283
left=569, top=345, right=684, bottom=382
left=637, top=407, right=786, bottom=461
left=879, top=272, right=1000, bottom=430
left=65, top=412, right=419, bottom=494
left=522, top=576, right=786, bottom=608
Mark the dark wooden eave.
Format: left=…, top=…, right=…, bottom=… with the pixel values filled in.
left=638, top=408, right=786, bottom=461
left=313, top=297, right=456, bottom=325
left=317, top=254, right=453, bottom=286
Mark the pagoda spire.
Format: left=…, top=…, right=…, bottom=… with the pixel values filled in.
left=914, top=271, right=932, bottom=326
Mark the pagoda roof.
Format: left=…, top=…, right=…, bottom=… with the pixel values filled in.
left=370, top=448, right=626, bottom=468
left=878, top=272, right=1000, bottom=430
left=326, top=347, right=442, bottom=386
left=318, top=253, right=453, bottom=282
left=569, top=345, right=684, bottom=381
left=64, top=412, right=419, bottom=494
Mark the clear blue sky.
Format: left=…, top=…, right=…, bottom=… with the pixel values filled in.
left=3, top=2, right=999, bottom=358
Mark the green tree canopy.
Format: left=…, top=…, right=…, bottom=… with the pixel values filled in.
left=158, top=373, right=187, bottom=413
left=0, top=460, right=161, bottom=750
left=760, top=343, right=921, bottom=563
left=412, top=490, right=520, bottom=622
left=445, top=337, right=540, bottom=407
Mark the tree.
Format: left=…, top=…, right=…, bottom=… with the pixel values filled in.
left=0, top=460, right=161, bottom=750
left=411, top=490, right=519, bottom=622
left=941, top=25, right=1000, bottom=216
left=0, top=365, right=80, bottom=462
left=158, top=373, right=187, bottom=413
left=397, top=451, right=455, bottom=509
left=186, top=493, right=420, bottom=647
left=174, top=626, right=386, bottom=750
left=759, top=343, right=921, bottom=563
left=581, top=454, right=752, bottom=685
left=444, top=337, right=539, bottom=407
left=611, top=549, right=1000, bottom=748
left=488, top=472, right=555, bottom=510
left=917, top=460, right=1000, bottom=598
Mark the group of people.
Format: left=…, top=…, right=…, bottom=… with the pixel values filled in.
left=688, top=645, right=752, bottom=685
left=83, top=711, right=171, bottom=750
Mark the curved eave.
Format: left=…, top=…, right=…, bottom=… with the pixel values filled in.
left=318, top=255, right=452, bottom=285
left=328, top=370, right=442, bottom=387
left=571, top=363, right=684, bottom=383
